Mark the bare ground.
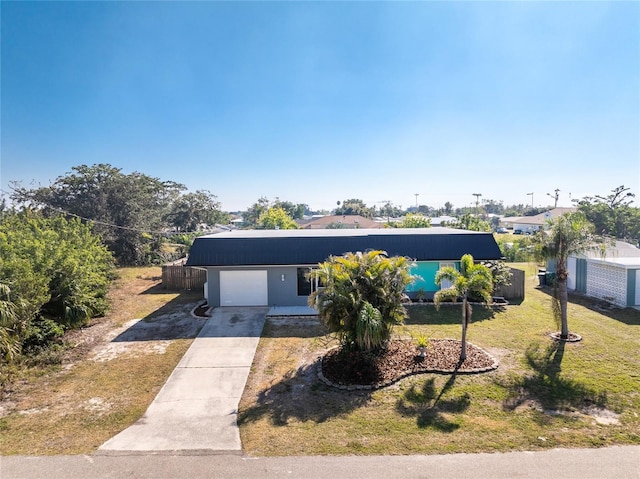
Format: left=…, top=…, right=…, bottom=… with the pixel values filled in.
left=0, top=268, right=205, bottom=419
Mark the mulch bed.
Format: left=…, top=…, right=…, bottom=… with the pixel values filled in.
left=320, top=339, right=498, bottom=390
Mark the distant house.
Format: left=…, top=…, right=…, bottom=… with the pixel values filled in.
left=502, top=207, right=577, bottom=234
left=185, top=228, right=503, bottom=307
left=429, top=215, right=458, bottom=227
left=296, top=214, right=384, bottom=229
left=548, top=241, right=640, bottom=308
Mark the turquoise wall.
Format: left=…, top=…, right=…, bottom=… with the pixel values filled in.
left=408, top=262, right=447, bottom=292
left=627, top=269, right=636, bottom=307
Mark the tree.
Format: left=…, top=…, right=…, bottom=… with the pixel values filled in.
left=0, top=283, right=22, bottom=362
left=434, top=255, right=493, bottom=361
left=397, top=213, right=431, bottom=228
left=334, top=199, right=374, bottom=218
left=243, top=197, right=270, bottom=228
left=167, top=190, right=228, bottom=232
left=0, top=210, right=114, bottom=326
left=443, top=202, right=454, bottom=215
left=534, top=213, right=598, bottom=340
left=309, top=251, right=414, bottom=352
left=257, top=207, right=298, bottom=230
left=451, top=213, right=492, bottom=232
left=377, top=201, right=403, bottom=219
left=0, top=210, right=114, bottom=361
left=273, top=199, right=307, bottom=220
left=483, top=199, right=504, bottom=215
left=11, top=164, right=185, bottom=265
left=575, top=186, right=639, bottom=242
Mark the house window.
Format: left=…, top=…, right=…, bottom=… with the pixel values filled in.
left=297, top=268, right=313, bottom=296
left=297, top=268, right=322, bottom=296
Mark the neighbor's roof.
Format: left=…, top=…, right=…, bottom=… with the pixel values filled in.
left=186, top=227, right=503, bottom=267
left=502, top=207, right=577, bottom=226
left=296, top=214, right=383, bottom=229
left=576, top=241, right=640, bottom=268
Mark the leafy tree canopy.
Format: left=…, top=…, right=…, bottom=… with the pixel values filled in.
left=257, top=206, right=298, bottom=230
left=0, top=210, right=115, bottom=361
left=334, top=199, right=375, bottom=219
left=575, top=185, right=639, bottom=242
left=273, top=199, right=307, bottom=220
left=11, top=164, right=184, bottom=265
left=449, top=213, right=492, bottom=232
left=377, top=201, right=404, bottom=219
left=243, top=197, right=307, bottom=227
left=396, top=213, right=431, bottom=228
left=167, top=190, right=228, bottom=232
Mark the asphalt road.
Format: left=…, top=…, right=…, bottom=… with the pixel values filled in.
left=2, top=446, right=639, bottom=479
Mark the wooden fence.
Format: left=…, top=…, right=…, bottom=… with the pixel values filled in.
left=162, top=258, right=206, bottom=291
left=495, top=267, right=525, bottom=301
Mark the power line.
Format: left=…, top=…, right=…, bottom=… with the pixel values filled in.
left=1, top=190, right=168, bottom=235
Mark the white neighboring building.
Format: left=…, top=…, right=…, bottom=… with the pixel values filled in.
left=501, top=207, right=577, bottom=234
left=548, top=241, right=640, bottom=308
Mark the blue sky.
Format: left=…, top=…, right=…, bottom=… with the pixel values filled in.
left=2, top=1, right=639, bottom=212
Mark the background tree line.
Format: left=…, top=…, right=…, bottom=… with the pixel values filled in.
left=10, top=164, right=228, bottom=266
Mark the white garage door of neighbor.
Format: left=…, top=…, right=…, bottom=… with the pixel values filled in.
left=220, top=270, right=268, bottom=306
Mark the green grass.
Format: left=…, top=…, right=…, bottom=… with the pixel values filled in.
left=239, top=263, right=640, bottom=455
left=0, top=267, right=203, bottom=455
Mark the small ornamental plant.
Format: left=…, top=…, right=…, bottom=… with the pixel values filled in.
left=416, top=334, right=430, bottom=357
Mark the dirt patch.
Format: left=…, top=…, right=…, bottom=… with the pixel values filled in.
left=90, top=305, right=204, bottom=362
left=0, top=267, right=204, bottom=420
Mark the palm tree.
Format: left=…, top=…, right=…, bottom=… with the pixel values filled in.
left=0, top=283, right=22, bottom=362
left=536, top=212, right=598, bottom=340
left=308, top=250, right=414, bottom=352
left=434, top=254, right=493, bottom=361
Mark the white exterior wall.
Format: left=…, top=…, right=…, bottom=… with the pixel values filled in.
left=567, top=257, right=577, bottom=291
left=585, top=261, right=627, bottom=307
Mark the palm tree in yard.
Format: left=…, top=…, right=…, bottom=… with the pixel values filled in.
left=434, top=254, right=493, bottom=361
left=535, top=212, right=598, bottom=340
left=308, top=250, right=414, bottom=352
left=0, top=283, right=21, bottom=362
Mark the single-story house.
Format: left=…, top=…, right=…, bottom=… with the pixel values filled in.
left=547, top=241, right=640, bottom=308
left=501, top=207, right=577, bottom=234
left=185, top=228, right=503, bottom=308
left=429, top=215, right=458, bottom=227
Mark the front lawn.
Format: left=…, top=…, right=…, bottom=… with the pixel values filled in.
left=238, top=263, right=640, bottom=455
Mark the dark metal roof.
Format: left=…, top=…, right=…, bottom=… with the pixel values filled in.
left=185, top=228, right=503, bottom=266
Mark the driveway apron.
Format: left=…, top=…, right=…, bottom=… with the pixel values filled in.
left=98, top=307, right=267, bottom=454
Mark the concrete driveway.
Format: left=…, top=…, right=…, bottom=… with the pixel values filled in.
left=98, top=307, right=267, bottom=454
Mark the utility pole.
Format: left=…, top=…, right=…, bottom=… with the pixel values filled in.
left=527, top=192, right=534, bottom=209
left=547, top=189, right=560, bottom=208
left=414, top=193, right=419, bottom=210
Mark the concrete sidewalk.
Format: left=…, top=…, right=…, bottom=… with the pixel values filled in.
left=98, top=307, right=267, bottom=454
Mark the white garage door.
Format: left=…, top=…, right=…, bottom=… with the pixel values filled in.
left=220, top=270, right=268, bottom=306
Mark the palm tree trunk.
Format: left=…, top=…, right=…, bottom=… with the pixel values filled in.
left=460, top=298, right=469, bottom=361
left=558, top=277, right=569, bottom=339
left=557, top=263, right=569, bottom=339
